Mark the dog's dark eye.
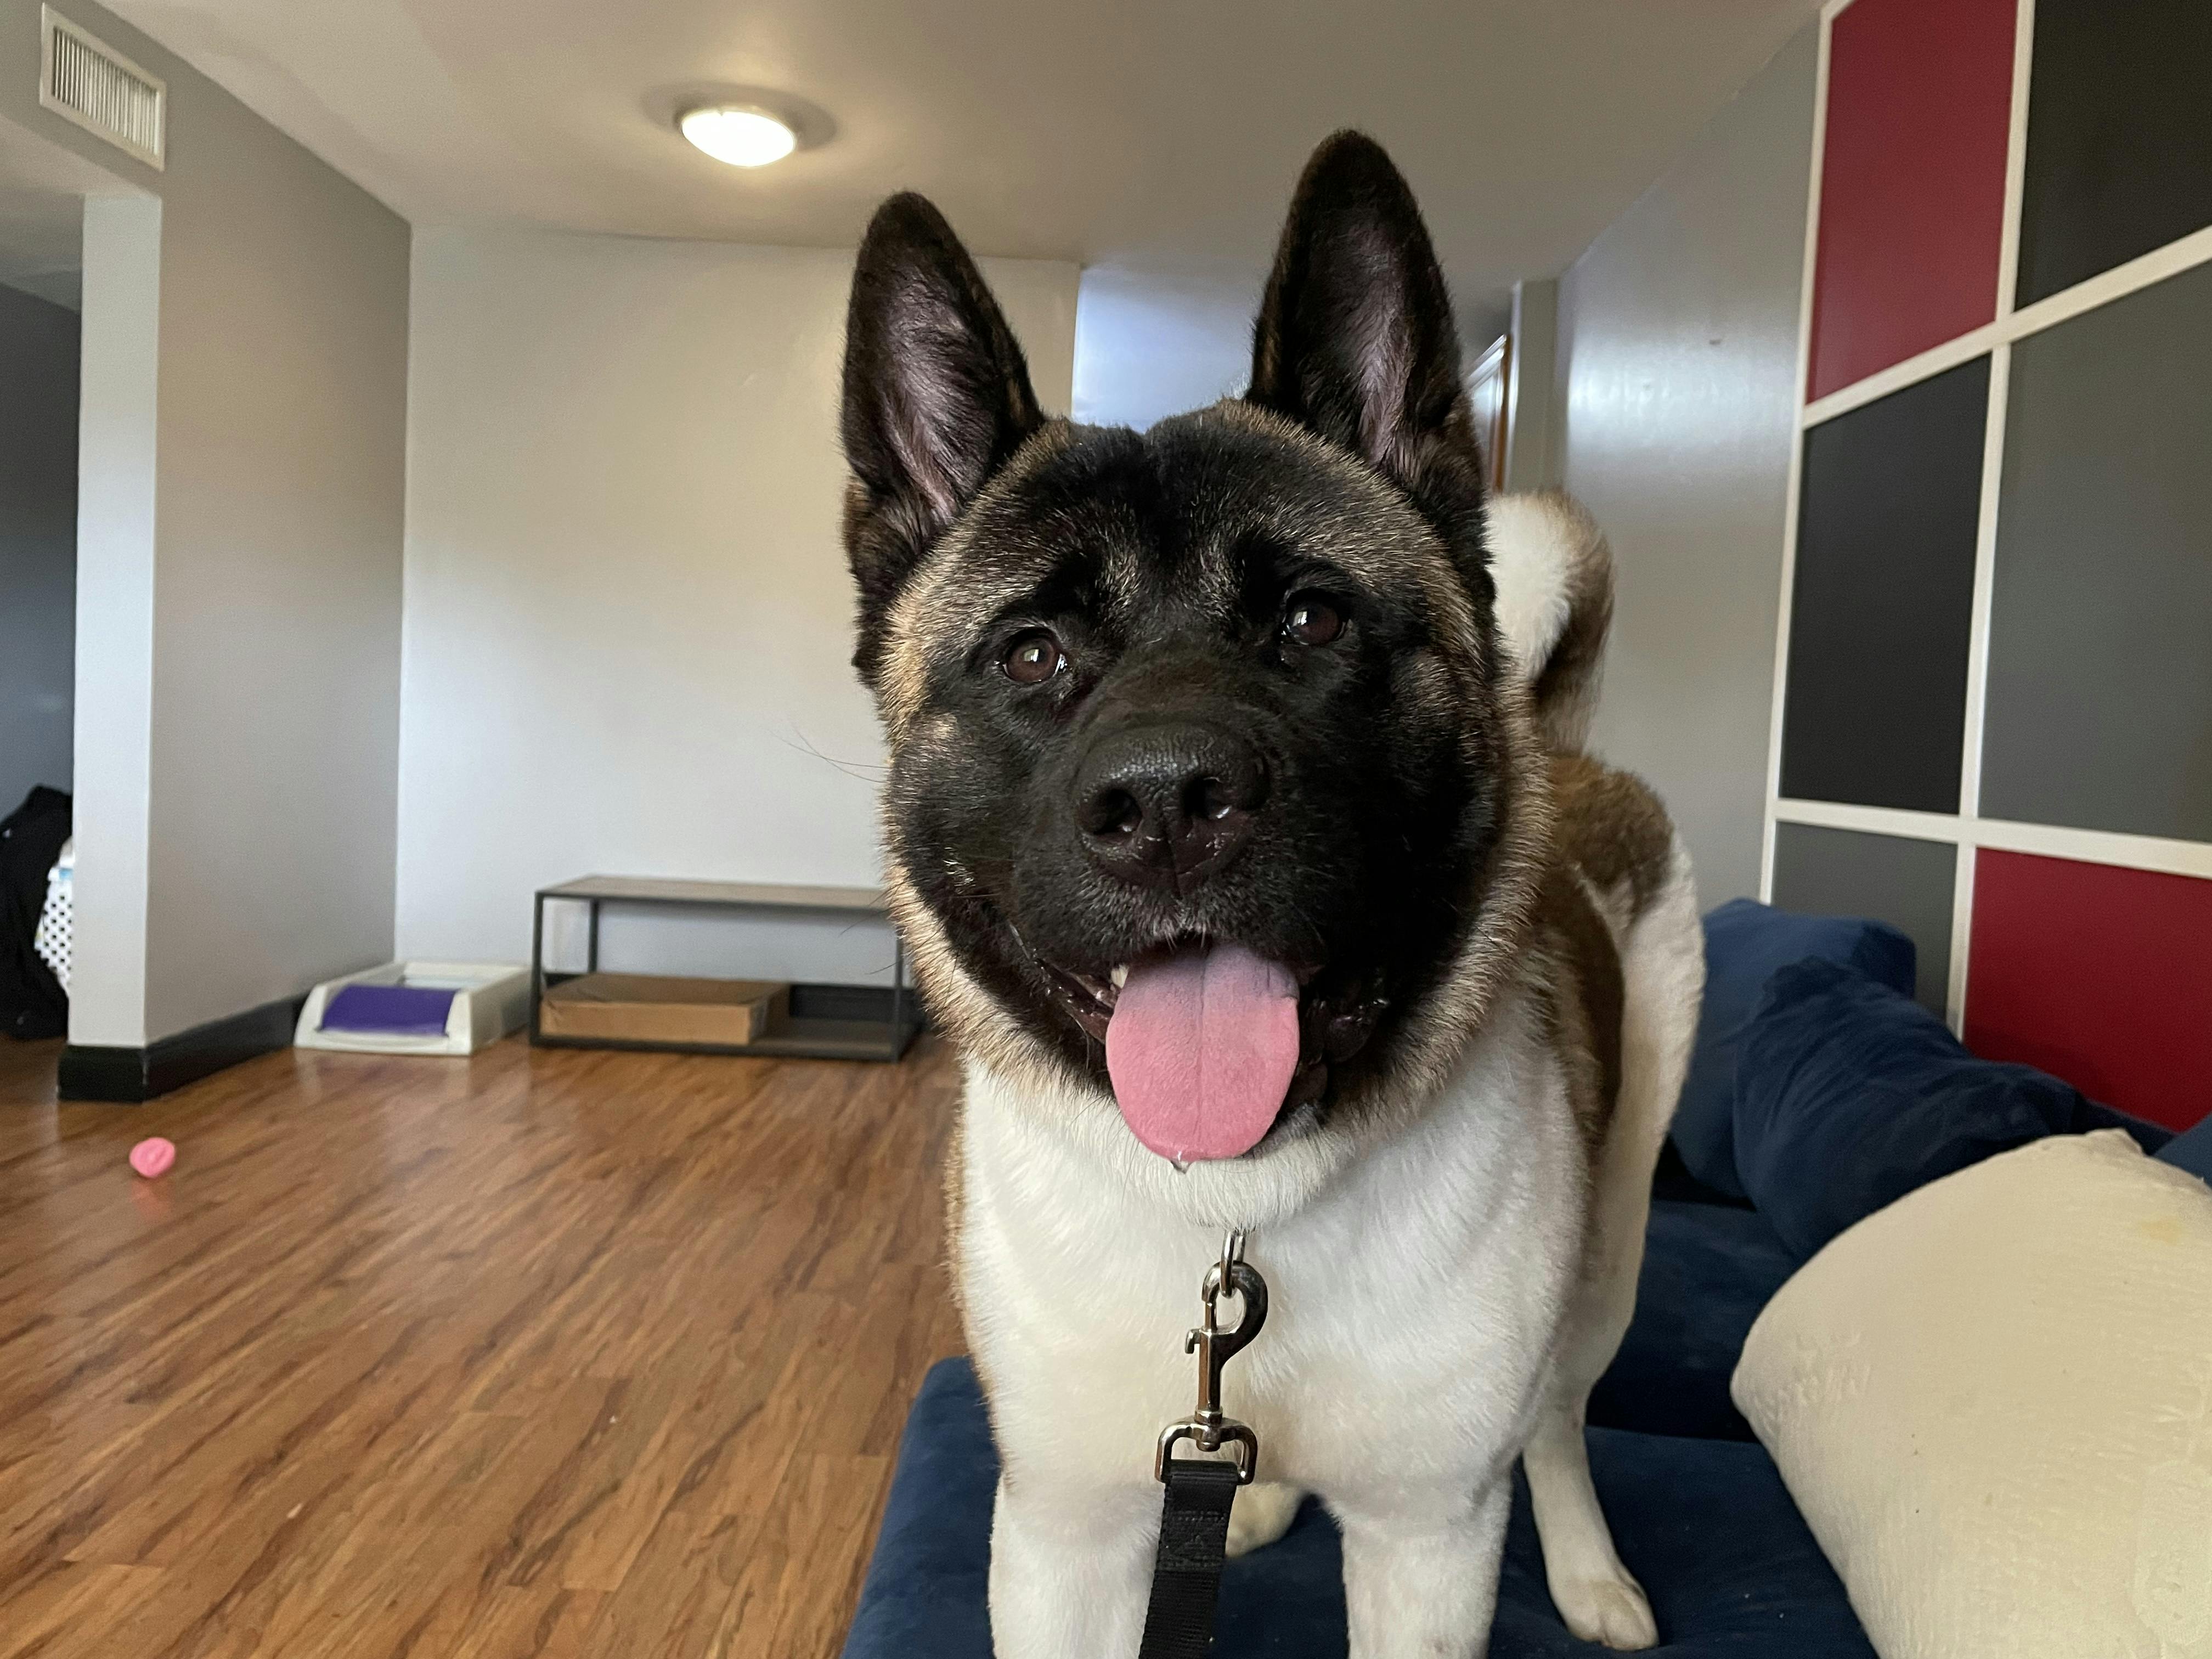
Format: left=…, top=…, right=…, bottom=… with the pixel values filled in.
left=1002, top=630, right=1064, bottom=684
left=1283, top=595, right=1345, bottom=647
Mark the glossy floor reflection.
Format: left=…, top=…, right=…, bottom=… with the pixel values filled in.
left=0, top=1031, right=961, bottom=1657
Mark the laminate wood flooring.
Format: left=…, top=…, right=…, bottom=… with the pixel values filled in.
left=0, top=1033, right=963, bottom=1658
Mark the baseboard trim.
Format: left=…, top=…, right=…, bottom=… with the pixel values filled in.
left=58, top=994, right=307, bottom=1104
left=57, top=983, right=924, bottom=1103
left=53, top=1045, right=148, bottom=1102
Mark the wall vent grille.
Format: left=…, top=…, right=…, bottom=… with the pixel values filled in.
left=39, top=7, right=165, bottom=171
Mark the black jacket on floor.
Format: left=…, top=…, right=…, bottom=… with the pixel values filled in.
left=0, top=785, right=70, bottom=1041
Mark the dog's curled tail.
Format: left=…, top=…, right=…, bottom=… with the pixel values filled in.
left=1486, top=490, right=1614, bottom=754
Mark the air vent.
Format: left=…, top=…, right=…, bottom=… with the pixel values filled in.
left=39, top=7, right=165, bottom=171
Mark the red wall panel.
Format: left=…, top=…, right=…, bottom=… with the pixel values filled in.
left=1966, top=850, right=2212, bottom=1131
left=1808, top=0, right=2016, bottom=400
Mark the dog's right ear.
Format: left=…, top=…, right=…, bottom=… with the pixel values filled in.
left=840, top=193, right=1043, bottom=678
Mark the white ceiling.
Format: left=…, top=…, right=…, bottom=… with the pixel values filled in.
left=103, top=0, right=1820, bottom=326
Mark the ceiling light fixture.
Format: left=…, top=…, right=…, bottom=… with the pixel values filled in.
left=679, top=104, right=798, bottom=168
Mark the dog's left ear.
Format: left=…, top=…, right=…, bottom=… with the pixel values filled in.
left=1248, top=132, right=1487, bottom=543
left=841, top=193, right=1044, bottom=679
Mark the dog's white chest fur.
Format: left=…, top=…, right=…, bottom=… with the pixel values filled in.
left=958, top=982, right=1585, bottom=1509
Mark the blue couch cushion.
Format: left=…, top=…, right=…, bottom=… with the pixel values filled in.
left=1675, top=899, right=1917, bottom=1199
left=1734, top=958, right=2172, bottom=1262
left=2158, top=1113, right=2212, bottom=1183
left=843, top=1358, right=1874, bottom=1659
left=1589, top=1199, right=1798, bottom=1442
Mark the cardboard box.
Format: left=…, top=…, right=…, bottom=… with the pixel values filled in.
left=539, top=973, right=790, bottom=1047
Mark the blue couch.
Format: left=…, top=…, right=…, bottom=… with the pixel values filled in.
left=843, top=900, right=2197, bottom=1658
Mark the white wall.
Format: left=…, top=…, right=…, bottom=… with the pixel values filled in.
left=1070, top=263, right=1511, bottom=435
left=397, top=229, right=1079, bottom=983
left=1552, top=23, right=1818, bottom=905
left=1501, top=278, right=1560, bottom=492
left=1072, top=263, right=1255, bottom=430
left=70, top=196, right=159, bottom=1045
left=3, top=0, right=411, bottom=1047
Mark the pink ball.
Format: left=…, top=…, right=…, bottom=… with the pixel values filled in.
left=129, top=1137, right=176, bottom=1179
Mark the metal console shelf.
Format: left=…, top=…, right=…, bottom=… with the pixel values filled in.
left=529, top=875, right=918, bottom=1062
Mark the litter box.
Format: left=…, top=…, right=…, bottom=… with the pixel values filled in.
left=294, top=961, right=531, bottom=1056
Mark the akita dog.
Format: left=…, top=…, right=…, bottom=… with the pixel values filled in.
left=837, top=131, right=1702, bottom=1658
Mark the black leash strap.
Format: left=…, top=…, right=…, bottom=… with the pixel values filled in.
left=1138, top=1459, right=1245, bottom=1657
left=1137, top=1235, right=1269, bottom=1659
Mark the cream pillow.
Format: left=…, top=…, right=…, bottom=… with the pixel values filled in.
left=1733, top=1130, right=2212, bottom=1659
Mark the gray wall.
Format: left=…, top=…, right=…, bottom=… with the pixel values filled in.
left=1551, top=23, right=1818, bottom=905
left=137, top=53, right=410, bottom=1043
left=0, top=282, right=78, bottom=814
left=1, top=0, right=410, bottom=1046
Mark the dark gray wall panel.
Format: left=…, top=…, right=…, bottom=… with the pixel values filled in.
left=1771, top=823, right=1955, bottom=1012
left=2017, top=0, right=2212, bottom=307
left=1981, top=259, right=2212, bottom=842
left=1780, top=358, right=1987, bottom=814
left=0, top=283, right=79, bottom=812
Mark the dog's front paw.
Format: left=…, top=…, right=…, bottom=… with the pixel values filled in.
left=1224, top=1481, right=1304, bottom=1558
left=1551, top=1571, right=1658, bottom=1650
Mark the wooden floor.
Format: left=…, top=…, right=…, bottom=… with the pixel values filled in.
left=0, top=1031, right=964, bottom=1658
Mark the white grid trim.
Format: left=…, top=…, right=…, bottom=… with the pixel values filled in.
left=1944, top=0, right=2034, bottom=1024
left=1801, top=222, right=2212, bottom=431
left=1756, top=0, right=2212, bottom=1036
left=1800, top=0, right=2212, bottom=433
left=1775, top=800, right=2212, bottom=883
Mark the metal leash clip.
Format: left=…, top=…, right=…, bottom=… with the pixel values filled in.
left=1155, top=1229, right=1269, bottom=1485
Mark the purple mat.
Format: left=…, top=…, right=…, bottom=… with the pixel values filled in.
left=321, top=983, right=458, bottom=1037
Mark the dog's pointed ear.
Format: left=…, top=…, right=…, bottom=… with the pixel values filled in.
left=841, top=193, right=1043, bottom=672
left=1248, top=133, right=1486, bottom=529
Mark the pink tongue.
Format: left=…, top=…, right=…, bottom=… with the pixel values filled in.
left=1104, top=942, right=1301, bottom=1163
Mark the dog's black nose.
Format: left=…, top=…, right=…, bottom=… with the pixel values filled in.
left=1074, top=722, right=1267, bottom=888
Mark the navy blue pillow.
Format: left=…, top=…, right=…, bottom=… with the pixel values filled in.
left=2159, top=1115, right=2212, bottom=1184
left=1675, top=900, right=1917, bottom=1199
left=1734, top=958, right=2168, bottom=1262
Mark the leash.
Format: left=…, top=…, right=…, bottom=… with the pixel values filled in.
left=1137, top=1229, right=1269, bottom=1659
